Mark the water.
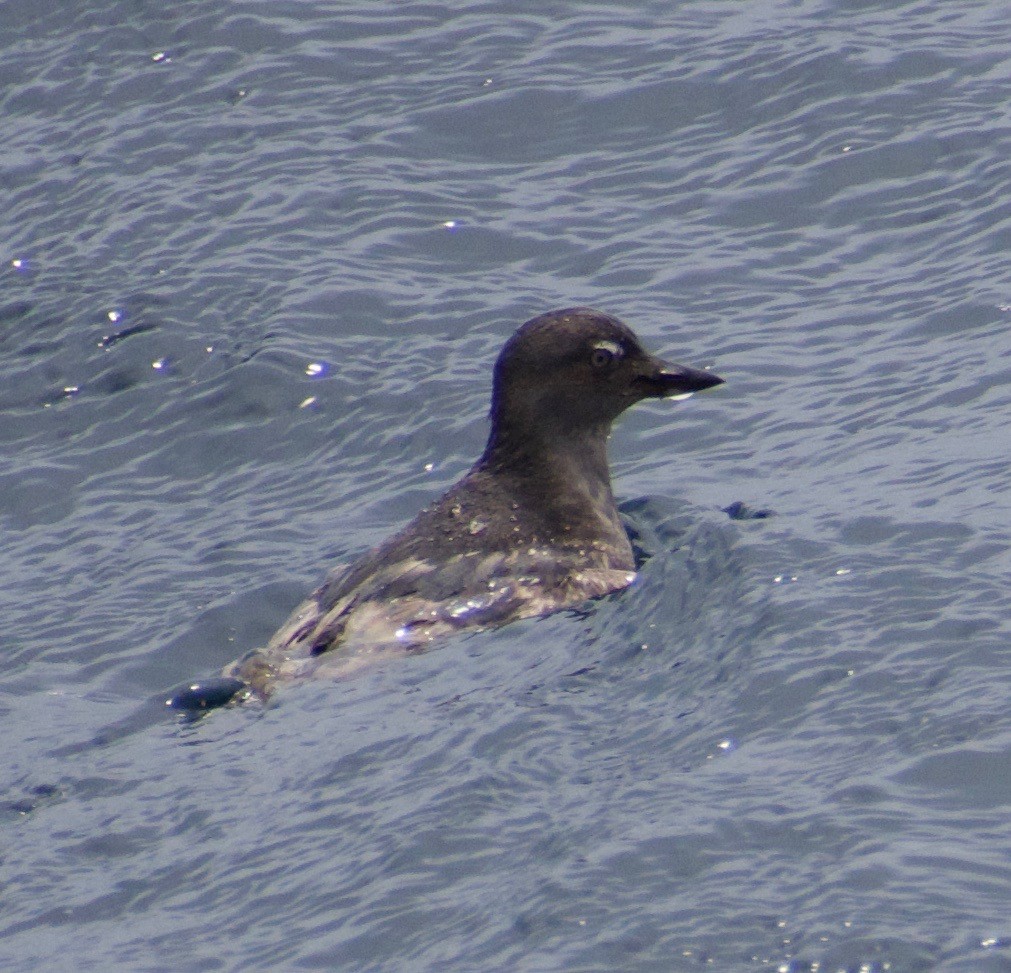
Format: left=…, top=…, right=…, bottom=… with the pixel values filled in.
left=2, top=1, right=1010, bottom=970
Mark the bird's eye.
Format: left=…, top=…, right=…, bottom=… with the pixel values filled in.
left=590, top=341, right=623, bottom=369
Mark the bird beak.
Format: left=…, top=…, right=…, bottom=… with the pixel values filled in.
left=639, top=358, right=725, bottom=397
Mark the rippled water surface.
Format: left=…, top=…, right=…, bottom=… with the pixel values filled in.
left=2, top=2, right=1010, bottom=970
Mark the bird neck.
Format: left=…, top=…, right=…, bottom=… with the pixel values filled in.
left=477, top=418, right=627, bottom=551
left=481, top=418, right=612, bottom=489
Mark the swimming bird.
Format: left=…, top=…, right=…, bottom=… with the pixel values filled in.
left=170, top=308, right=723, bottom=709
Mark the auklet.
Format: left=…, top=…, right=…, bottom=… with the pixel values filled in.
left=170, top=308, right=723, bottom=709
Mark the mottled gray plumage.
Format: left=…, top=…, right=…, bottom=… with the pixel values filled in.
left=217, top=307, right=723, bottom=702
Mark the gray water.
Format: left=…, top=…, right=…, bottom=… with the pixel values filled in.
left=2, top=1, right=1010, bottom=970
